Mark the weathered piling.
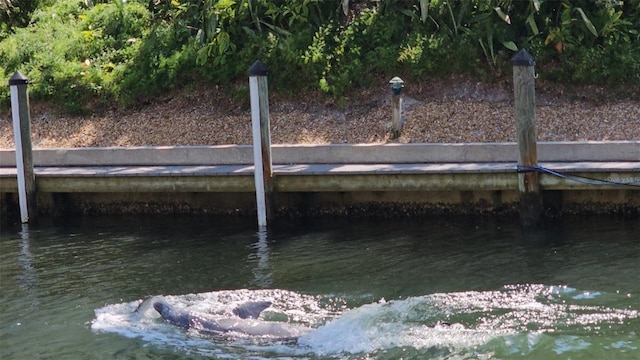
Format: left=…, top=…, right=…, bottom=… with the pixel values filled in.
left=512, top=49, right=542, bottom=226
left=9, top=71, right=37, bottom=223
left=389, top=76, right=405, bottom=139
left=248, top=60, right=274, bottom=227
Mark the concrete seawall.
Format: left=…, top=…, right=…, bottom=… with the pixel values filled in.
left=1, top=141, right=639, bottom=218
left=1, top=141, right=639, bottom=166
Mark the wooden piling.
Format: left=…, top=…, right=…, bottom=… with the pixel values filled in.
left=512, top=49, right=542, bottom=226
left=248, top=60, right=274, bottom=227
left=9, top=71, right=37, bottom=223
left=389, top=77, right=405, bottom=139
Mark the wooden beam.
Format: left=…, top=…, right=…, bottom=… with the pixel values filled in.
left=512, top=49, right=542, bottom=226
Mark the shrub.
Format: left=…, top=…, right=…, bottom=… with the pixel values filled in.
left=1, top=0, right=638, bottom=113
left=0, top=0, right=44, bottom=37
left=303, top=7, right=411, bottom=94
left=0, top=0, right=155, bottom=112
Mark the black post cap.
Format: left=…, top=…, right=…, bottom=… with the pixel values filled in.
left=511, top=49, right=535, bottom=66
left=248, top=60, right=268, bottom=76
left=9, top=71, right=28, bottom=86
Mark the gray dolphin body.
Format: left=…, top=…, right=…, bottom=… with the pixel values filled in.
left=137, top=297, right=311, bottom=338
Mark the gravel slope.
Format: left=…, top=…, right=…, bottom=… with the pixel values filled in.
left=1, top=77, right=638, bottom=148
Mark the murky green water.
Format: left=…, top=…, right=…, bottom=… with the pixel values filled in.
left=1, top=215, right=638, bottom=359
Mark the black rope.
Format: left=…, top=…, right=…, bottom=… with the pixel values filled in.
left=516, top=165, right=640, bottom=188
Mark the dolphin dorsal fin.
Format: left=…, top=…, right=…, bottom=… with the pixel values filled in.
left=135, top=296, right=165, bottom=314
left=232, top=301, right=272, bottom=319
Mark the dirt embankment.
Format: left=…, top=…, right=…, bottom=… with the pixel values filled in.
left=1, top=76, right=638, bottom=148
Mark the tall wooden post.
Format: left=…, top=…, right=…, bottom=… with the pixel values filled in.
left=512, top=49, right=541, bottom=226
left=248, top=60, right=274, bottom=227
left=389, top=76, right=405, bottom=139
left=9, top=71, right=37, bottom=223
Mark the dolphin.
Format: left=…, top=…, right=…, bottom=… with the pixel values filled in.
left=136, top=296, right=311, bottom=339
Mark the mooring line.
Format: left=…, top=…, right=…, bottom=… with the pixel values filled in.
left=516, top=165, right=640, bottom=188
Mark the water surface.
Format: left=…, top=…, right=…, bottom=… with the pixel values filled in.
left=1, top=215, right=638, bottom=359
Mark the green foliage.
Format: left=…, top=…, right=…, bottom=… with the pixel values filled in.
left=0, top=0, right=45, bottom=37
left=1, top=1, right=88, bottom=111
left=0, top=0, right=152, bottom=112
left=1, top=0, right=639, bottom=113
left=113, top=23, right=199, bottom=106
left=535, top=0, right=640, bottom=84
left=304, top=7, right=420, bottom=94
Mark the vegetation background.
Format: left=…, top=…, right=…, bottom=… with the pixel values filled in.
left=1, top=0, right=639, bottom=114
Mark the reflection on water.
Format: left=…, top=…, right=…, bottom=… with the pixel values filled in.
left=1, top=215, right=639, bottom=359
left=16, top=224, right=35, bottom=292
left=250, top=228, right=273, bottom=288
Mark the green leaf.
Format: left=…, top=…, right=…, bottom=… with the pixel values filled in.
left=112, top=0, right=124, bottom=11
left=532, top=0, right=541, bottom=12
left=196, top=47, right=209, bottom=66
left=420, top=0, right=429, bottom=23
left=501, top=40, right=518, bottom=51
left=399, top=9, right=415, bottom=18
left=216, top=31, right=230, bottom=55
left=261, top=21, right=292, bottom=37
left=215, top=0, right=236, bottom=11
left=527, top=14, right=539, bottom=35
left=341, top=0, right=349, bottom=16
left=575, top=7, right=598, bottom=36
left=494, top=7, right=511, bottom=25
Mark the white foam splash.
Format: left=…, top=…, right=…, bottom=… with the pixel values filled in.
left=298, top=297, right=500, bottom=356
left=92, top=285, right=639, bottom=358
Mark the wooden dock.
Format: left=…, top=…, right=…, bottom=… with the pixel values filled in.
left=1, top=142, right=638, bottom=217
left=3, top=60, right=639, bottom=221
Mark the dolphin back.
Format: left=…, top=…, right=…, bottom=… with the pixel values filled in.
left=232, top=301, right=272, bottom=319
left=150, top=298, right=227, bottom=333
left=135, top=296, right=165, bottom=314
left=135, top=297, right=310, bottom=338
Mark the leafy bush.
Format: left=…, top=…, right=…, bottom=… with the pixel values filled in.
left=0, top=0, right=153, bottom=112
left=0, top=0, right=45, bottom=38
left=303, top=7, right=420, bottom=94
left=1, top=0, right=638, bottom=113
left=1, top=1, right=87, bottom=111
